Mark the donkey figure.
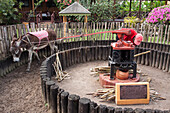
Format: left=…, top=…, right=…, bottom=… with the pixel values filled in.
left=10, top=30, right=58, bottom=71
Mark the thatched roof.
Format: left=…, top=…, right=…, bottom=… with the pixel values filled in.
left=59, top=2, right=91, bottom=16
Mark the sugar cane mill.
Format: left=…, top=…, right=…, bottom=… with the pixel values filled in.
left=99, top=29, right=143, bottom=87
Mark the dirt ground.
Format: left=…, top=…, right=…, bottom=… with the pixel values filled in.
left=0, top=61, right=50, bottom=113
left=0, top=61, right=169, bottom=113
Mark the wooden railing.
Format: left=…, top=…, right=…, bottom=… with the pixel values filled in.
left=0, top=22, right=169, bottom=60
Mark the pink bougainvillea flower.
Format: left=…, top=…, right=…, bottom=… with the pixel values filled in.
left=146, top=5, right=170, bottom=24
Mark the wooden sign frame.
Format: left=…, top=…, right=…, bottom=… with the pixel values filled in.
left=115, top=82, right=150, bottom=105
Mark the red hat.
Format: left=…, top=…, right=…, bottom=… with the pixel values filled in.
left=134, top=33, right=143, bottom=45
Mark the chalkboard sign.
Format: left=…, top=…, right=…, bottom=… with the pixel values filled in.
left=116, top=82, right=150, bottom=105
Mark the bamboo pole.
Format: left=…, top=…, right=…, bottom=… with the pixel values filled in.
left=134, top=50, right=151, bottom=57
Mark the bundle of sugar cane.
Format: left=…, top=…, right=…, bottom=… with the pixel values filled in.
left=87, top=87, right=116, bottom=102
left=53, top=53, right=70, bottom=82
left=150, top=89, right=166, bottom=101
left=90, top=66, right=110, bottom=76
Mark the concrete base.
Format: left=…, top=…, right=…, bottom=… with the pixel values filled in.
left=99, top=73, right=140, bottom=88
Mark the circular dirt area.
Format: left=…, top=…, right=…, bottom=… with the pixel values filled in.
left=57, top=61, right=170, bottom=110
left=0, top=61, right=169, bottom=113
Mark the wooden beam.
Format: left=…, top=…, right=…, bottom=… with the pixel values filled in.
left=63, top=16, right=67, bottom=23
left=63, top=16, right=67, bottom=37
left=84, top=15, right=88, bottom=23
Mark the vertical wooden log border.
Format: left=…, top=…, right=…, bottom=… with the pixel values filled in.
left=79, top=98, right=91, bottom=113
left=107, top=106, right=115, bottom=113
left=46, top=80, right=55, bottom=107
left=57, top=89, right=64, bottom=113
left=89, top=102, right=98, bottom=113
left=50, top=85, right=59, bottom=113
left=42, top=77, right=50, bottom=104
left=98, top=105, right=107, bottom=113
left=61, top=91, right=69, bottom=113
left=68, top=94, right=80, bottom=113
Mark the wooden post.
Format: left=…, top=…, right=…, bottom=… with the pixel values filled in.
left=165, top=53, right=170, bottom=72
left=159, top=52, right=164, bottom=70
left=99, top=105, right=107, bottom=113
left=42, top=77, right=50, bottom=103
left=61, top=92, right=69, bottom=113
left=50, top=85, right=59, bottom=113
left=40, top=73, right=46, bottom=93
left=57, top=89, right=64, bottom=113
left=46, top=81, right=55, bottom=108
left=79, top=98, right=91, bottom=113
left=124, top=108, right=133, bottom=113
left=68, top=94, right=80, bottom=113
left=89, top=102, right=98, bottom=113
left=155, top=51, right=161, bottom=68
left=84, top=15, right=88, bottom=34
left=115, top=108, right=123, bottom=113
left=134, top=108, right=145, bottom=113
left=84, top=15, right=88, bottom=23
left=107, top=106, right=115, bottom=113
left=63, top=16, right=67, bottom=37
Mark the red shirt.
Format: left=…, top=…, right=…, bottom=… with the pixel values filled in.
left=120, top=28, right=137, bottom=44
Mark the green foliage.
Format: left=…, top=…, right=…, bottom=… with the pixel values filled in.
left=0, top=0, right=23, bottom=25
left=77, top=0, right=166, bottom=22
left=124, top=16, right=139, bottom=23
left=87, top=0, right=119, bottom=22
left=124, top=16, right=143, bottom=27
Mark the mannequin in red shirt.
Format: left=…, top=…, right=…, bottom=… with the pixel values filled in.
left=115, top=28, right=143, bottom=46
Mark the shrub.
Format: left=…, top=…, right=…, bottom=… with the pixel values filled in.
left=146, top=5, right=170, bottom=24
left=87, top=0, right=119, bottom=22
left=0, top=0, right=23, bottom=25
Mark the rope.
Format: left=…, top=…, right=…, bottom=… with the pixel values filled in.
left=19, top=30, right=114, bottom=44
